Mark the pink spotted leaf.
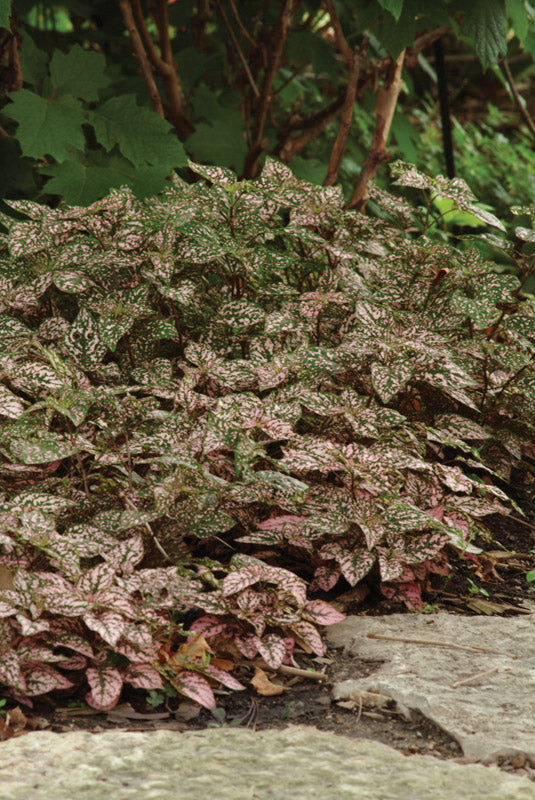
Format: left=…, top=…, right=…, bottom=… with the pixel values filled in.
left=256, top=633, right=287, bottom=669
left=124, top=663, right=164, bottom=690
left=172, top=671, right=216, bottom=709
left=23, top=664, right=74, bottom=695
left=85, top=666, right=123, bottom=711
left=302, top=600, right=345, bottom=626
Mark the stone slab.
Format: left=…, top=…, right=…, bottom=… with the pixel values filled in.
left=327, top=612, right=535, bottom=763
left=2, top=726, right=534, bottom=800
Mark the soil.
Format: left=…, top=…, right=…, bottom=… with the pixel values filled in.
left=3, top=501, right=535, bottom=780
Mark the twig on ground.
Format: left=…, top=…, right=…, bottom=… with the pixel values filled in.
left=277, top=664, right=328, bottom=682
left=450, top=667, right=499, bottom=689
left=366, top=632, right=518, bottom=658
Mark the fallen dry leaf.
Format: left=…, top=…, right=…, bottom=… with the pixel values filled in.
left=250, top=667, right=285, bottom=696
left=210, top=657, right=235, bottom=671
left=0, top=706, right=48, bottom=740
left=340, top=688, right=393, bottom=709
left=106, top=703, right=170, bottom=721
left=170, top=634, right=213, bottom=665
left=0, top=717, right=15, bottom=741
left=330, top=584, right=370, bottom=612
left=174, top=702, right=201, bottom=722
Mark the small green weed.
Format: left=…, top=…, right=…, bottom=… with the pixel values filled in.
left=466, top=578, right=489, bottom=597
left=281, top=700, right=305, bottom=720
left=208, top=707, right=243, bottom=728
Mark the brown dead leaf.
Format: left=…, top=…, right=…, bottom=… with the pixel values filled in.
left=292, top=634, right=313, bottom=654
left=106, top=703, right=170, bottom=722
left=165, top=635, right=213, bottom=668
left=174, top=702, right=201, bottom=722
left=0, top=718, right=14, bottom=741
left=250, top=667, right=285, bottom=696
left=7, top=707, right=29, bottom=731
left=210, top=657, right=235, bottom=671
left=330, top=584, right=370, bottom=612
left=0, top=706, right=46, bottom=740
left=336, top=700, right=358, bottom=711
left=339, top=688, right=393, bottom=709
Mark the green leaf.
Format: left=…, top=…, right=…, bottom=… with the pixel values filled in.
left=19, top=30, right=48, bottom=86
left=0, top=0, right=10, bottom=29
left=506, top=0, right=529, bottom=42
left=42, top=151, right=173, bottom=205
left=285, top=31, right=339, bottom=78
left=376, top=0, right=445, bottom=58
left=377, top=0, right=404, bottom=21
left=290, top=157, right=328, bottom=185
left=187, top=86, right=247, bottom=170
left=461, top=0, right=507, bottom=69
left=187, top=120, right=247, bottom=172
left=90, top=95, right=187, bottom=168
left=50, top=45, right=110, bottom=102
left=4, top=89, right=85, bottom=160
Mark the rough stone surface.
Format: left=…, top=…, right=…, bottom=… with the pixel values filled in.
left=2, top=726, right=535, bottom=800
left=327, top=612, right=535, bottom=762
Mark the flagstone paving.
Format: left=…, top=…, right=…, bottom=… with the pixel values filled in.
left=327, top=611, right=535, bottom=763
left=2, top=725, right=534, bottom=800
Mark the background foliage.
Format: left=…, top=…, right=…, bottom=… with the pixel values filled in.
left=1, top=1, right=535, bottom=209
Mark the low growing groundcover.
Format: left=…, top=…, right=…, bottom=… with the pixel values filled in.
left=0, top=159, right=534, bottom=713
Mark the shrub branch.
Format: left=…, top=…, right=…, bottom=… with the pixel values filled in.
left=347, top=49, right=406, bottom=211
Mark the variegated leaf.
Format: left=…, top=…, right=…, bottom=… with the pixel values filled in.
left=256, top=633, right=287, bottom=669
left=124, top=663, right=164, bottom=690
left=204, top=664, right=246, bottom=691
left=381, top=581, right=422, bottom=611
left=0, top=386, right=26, bottom=418
left=371, top=360, right=413, bottom=403
left=302, top=600, right=345, bottom=626
left=290, top=620, right=324, bottom=656
left=83, top=612, right=126, bottom=646
left=85, top=666, right=123, bottom=711
left=171, top=671, right=216, bottom=709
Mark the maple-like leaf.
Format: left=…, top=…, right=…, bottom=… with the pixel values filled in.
left=5, top=90, right=85, bottom=160
left=90, top=95, right=187, bottom=168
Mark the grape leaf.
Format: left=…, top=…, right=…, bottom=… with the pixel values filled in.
left=187, top=85, right=247, bottom=170
left=50, top=45, right=110, bottom=101
left=19, top=31, right=48, bottom=86
left=285, top=31, right=339, bottom=78
left=42, top=151, right=174, bottom=205
left=90, top=95, right=187, bottom=167
left=5, top=89, right=85, bottom=160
